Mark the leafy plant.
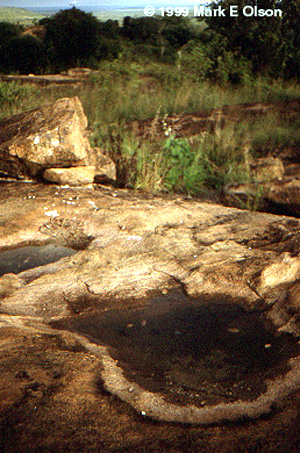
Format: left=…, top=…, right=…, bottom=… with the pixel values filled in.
left=160, top=117, right=250, bottom=195
left=162, top=135, right=206, bottom=194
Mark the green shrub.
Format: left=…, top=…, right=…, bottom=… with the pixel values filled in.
left=160, top=121, right=248, bottom=195
left=162, top=135, right=206, bottom=194
left=180, top=42, right=214, bottom=81
left=180, top=39, right=252, bottom=85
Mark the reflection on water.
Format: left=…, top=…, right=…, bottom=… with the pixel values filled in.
left=52, top=290, right=300, bottom=407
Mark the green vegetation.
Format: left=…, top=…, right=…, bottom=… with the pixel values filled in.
left=82, top=64, right=300, bottom=199
left=0, top=2, right=300, bottom=79
left=0, top=2, right=300, bottom=206
left=0, top=3, right=299, bottom=78
left=1, top=64, right=300, bottom=200
left=1, top=60, right=300, bottom=201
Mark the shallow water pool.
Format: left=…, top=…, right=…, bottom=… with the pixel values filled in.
left=52, top=289, right=300, bottom=407
left=0, top=244, right=76, bottom=276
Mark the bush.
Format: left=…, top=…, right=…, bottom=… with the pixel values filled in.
left=213, top=52, right=252, bottom=85
left=161, top=122, right=247, bottom=195
left=180, top=42, right=214, bottom=81
left=0, top=35, right=46, bottom=74
left=180, top=34, right=252, bottom=84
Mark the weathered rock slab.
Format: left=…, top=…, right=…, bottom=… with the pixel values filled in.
left=0, top=183, right=299, bottom=327
left=251, top=156, right=285, bottom=182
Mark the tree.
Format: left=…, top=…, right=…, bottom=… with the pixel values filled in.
left=121, top=16, right=160, bottom=45
left=279, top=0, right=300, bottom=78
left=205, top=0, right=283, bottom=75
left=161, top=16, right=193, bottom=50
left=96, top=19, right=121, bottom=61
left=41, top=7, right=101, bottom=70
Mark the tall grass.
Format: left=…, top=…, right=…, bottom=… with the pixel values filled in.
left=95, top=119, right=251, bottom=195
left=1, top=60, right=300, bottom=203
left=250, top=111, right=300, bottom=155
left=0, top=81, right=41, bottom=120
left=78, top=62, right=300, bottom=126
left=92, top=105, right=300, bottom=202
left=2, top=61, right=300, bottom=124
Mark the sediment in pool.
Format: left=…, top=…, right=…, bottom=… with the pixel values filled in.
left=51, top=289, right=300, bottom=424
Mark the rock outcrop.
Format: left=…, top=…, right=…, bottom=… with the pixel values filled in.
left=224, top=163, right=300, bottom=218
left=0, top=97, right=116, bottom=186
left=0, top=73, right=89, bottom=85
left=1, top=182, right=300, bottom=449
left=250, top=157, right=285, bottom=182
left=93, top=148, right=117, bottom=184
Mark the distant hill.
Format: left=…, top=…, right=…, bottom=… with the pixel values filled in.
left=0, top=6, right=146, bottom=26
left=0, top=7, right=48, bottom=26
left=93, top=8, right=146, bottom=22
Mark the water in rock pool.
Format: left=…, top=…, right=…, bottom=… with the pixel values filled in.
left=0, top=244, right=76, bottom=276
left=52, top=289, right=300, bottom=407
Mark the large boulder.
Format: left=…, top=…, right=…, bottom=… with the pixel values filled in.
left=0, top=97, right=91, bottom=179
left=0, top=97, right=116, bottom=185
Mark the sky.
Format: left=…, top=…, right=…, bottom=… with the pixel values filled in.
left=0, top=0, right=206, bottom=8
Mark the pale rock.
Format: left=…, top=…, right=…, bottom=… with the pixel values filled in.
left=43, top=166, right=95, bottom=186
left=0, top=274, right=24, bottom=298
left=259, top=252, right=300, bottom=296
left=251, top=157, right=284, bottom=182
left=66, top=67, right=92, bottom=77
